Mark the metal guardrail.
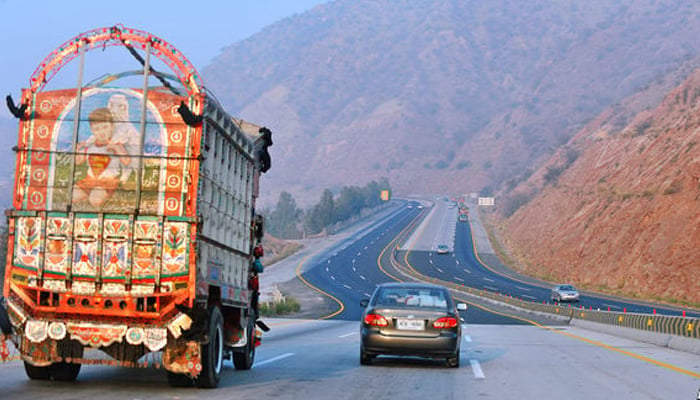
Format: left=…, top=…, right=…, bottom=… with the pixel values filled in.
left=388, top=248, right=700, bottom=340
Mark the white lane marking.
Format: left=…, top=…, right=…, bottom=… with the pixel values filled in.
left=343, top=284, right=352, bottom=290
left=521, top=294, right=536, bottom=300
left=470, top=359, right=485, bottom=379
left=364, top=292, right=371, bottom=297
left=437, top=268, right=444, bottom=273
left=484, top=285, right=498, bottom=291
left=325, top=267, right=329, bottom=272
left=359, top=275, right=366, bottom=280
left=327, top=260, right=331, bottom=264
left=463, top=268, right=471, bottom=274
left=339, top=331, right=356, bottom=338
left=330, top=275, right=336, bottom=281
left=455, top=260, right=460, bottom=265
left=516, top=286, right=531, bottom=291
left=454, top=277, right=464, bottom=282
left=256, top=353, right=295, bottom=366
left=429, top=260, right=434, bottom=265
left=463, top=334, right=472, bottom=342
left=603, top=304, right=620, bottom=309
left=352, top=266, right=357, bottom=272
left=482, top=277, right=495, bottom=283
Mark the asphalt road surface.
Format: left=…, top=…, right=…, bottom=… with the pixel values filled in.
left=1, top=198, right=698, bottom=398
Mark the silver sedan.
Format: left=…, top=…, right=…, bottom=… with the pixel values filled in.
left=360, top=282, right=467, bottom=367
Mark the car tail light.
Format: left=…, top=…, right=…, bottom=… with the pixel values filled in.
left=433, top=316, right=458, bottom=329
left=364, top=313, right=388, bottom=327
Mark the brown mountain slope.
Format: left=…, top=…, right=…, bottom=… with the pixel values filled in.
left=493, top=69, right=700, bottom=306
left=203, top=0, right=700, bottom=206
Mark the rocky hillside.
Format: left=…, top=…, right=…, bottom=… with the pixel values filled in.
left=203, top=0, right=700, bottom=206
left=493, top=69, right=700, bottom=306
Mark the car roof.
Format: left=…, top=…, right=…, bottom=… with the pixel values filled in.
left=375, top=282, right=448, bottom=291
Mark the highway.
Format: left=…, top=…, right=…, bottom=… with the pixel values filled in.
left=0, top=198, right=698, bottom=399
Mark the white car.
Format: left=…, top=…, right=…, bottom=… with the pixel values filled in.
left=551, top=284, right=580, bottom=302
left=436, top=244, right=449, bottom=254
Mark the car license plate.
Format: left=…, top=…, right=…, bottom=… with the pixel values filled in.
left=397, top=318, right=424, bottom=331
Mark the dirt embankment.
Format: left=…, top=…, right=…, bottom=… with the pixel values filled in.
left=494, top=69, right=700, bottom=307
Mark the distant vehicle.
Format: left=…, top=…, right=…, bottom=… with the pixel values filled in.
left=458, top=214, right=468, bottom=222
left=436, top=244, right=449, bottom=254
left=359, top=282, right=467, bottom=367
left=551, top=284, right=580, bottom=302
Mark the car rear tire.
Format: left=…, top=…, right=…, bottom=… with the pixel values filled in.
left=196, top=305, right=224, bottom=388
left=360, top=348, right=374, bottom=365
left=446, top=349, right=460, bottom=368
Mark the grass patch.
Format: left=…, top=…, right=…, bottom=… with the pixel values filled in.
left=259, top=297, right=301, bottom=317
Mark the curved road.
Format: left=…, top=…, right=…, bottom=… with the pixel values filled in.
left=0, top=198, right=698, bottom=399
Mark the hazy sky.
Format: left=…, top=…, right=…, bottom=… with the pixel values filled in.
left=0, top=0, right=330, bottom=118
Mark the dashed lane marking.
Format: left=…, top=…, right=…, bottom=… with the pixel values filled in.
left=256, top=353, right=295, bottom=367
left=470, top=359, right=485, bottom=379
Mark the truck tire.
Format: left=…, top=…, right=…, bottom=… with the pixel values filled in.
left=196, top=305, right=224, bottom=388
left=232, top=312, right=256, bottom=370
left=49, top=362, right=81, bottom=381
left=166, top=371, right=193, bottom=387
left=0, top=302, right=11, bottom=335
left=23, top=361, right=50, bottom=380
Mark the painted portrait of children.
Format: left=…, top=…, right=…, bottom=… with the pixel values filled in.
left=72, top=107, right=132, bottom=208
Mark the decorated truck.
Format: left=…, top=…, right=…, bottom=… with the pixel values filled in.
left=0, top=25, right=273, bottom=388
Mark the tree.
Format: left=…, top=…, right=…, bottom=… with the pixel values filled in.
left=268, top=191, right=302, bottom=239
left=335, top=186, right=365, bottom=222
left=305, top=189, right=334, bottom=235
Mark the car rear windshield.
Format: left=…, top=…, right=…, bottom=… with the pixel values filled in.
left=374, top=288, right=449, bottom=310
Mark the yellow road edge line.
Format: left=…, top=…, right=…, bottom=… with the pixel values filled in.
left=399, top=214, right=700, bottom=380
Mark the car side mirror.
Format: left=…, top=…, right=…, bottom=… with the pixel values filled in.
left=457, top=303, right=468, bottom=311
left=360, top=299, right=370, bottom=308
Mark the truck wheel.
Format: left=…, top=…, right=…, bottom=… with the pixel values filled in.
left=23, top=361, right=50, bottom=380
left=196, top=305, right=224, bottom=388
left=0, top=302, right=12, bottom=335
left=49, top=362, right=81, bottom=381
left=166, top=371, right=193, bottom=387
left=232, top=312, right=256, bottom=370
